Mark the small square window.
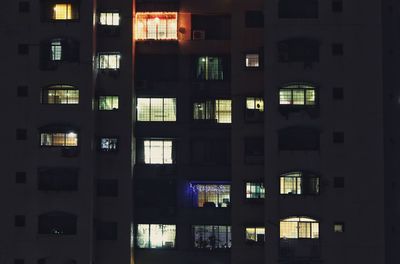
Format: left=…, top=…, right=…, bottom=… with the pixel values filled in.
left=99, top=138, right=118, bottom=152
left=245, top=54, right=260, bottom=68
left=334, top=177, right=344, bottom=188
left=16, top=172, right=26, bottom=183
left=17, top=86, right=28, bottom=97
left=15, top=215, right=26, bottom=227
left=332, top=87, right=344, bottom=100
left=332, top=43, right=343, bottom=56
left=18, top=44, right=29, bottom=55
left=14, top=259, right=24, bottom=264
left=19, top=2, right=30, bottom=12
left=333, top=132, right=344, bottom=143
left=334, top=222, right=345, bottom=233
left=16, top=129, right=27, bottom=140
left=332, top=0, right=343, bottom=12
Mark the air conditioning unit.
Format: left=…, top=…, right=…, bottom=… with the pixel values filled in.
left=192, top=30, right=205, bottom=40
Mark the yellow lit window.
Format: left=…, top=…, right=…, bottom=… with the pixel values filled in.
left=40, top=132, right=78, bottom=147
left=53, top=4, right=72, bottom=20
left=135, top=12, right=178, bottom=40
left=280, top=217, right=319, bottom=239
left=143, top=140, right=173, bottom=164
left=245, top=227, right=265, bottom=243
left=246, top=97, right=264, bottom=112
left=137, top=98, right=176, bottom=122
left=44, top=85, right=79, bottom=104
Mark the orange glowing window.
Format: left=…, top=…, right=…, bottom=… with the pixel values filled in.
left=135, top=12, right=177, bottom=40
left=53, top=4, right=72, bottom=20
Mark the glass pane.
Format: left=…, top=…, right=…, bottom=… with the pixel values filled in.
left=53, top=4, right=72, bottom=20
left=279, top=89, right=292, bottom=105
left=246, top=54, right=259, bottom=67
left=215, top=100, right=231, bottom=123
left=306, top=89, right=316, bottom=105
left=280, top=221, right=298, bottom=239
left=137, top=224, right=150, bottom=248
left=137, top=98, right=150, bottom=121
left=292, top=90, right=305, bottom=105
left=163, top=98, right=176, bottom=121
left=150, top=98, right=163, bottom=121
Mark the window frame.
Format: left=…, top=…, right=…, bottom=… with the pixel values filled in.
left=136, top=97, right=177, bottom=122
left=195, top=56, right=225, bottom=81
left=136, top=224, right=177, bottom=249
left=99, top=11, right=120, bottom=26
left=41, top=1, right=80, bottom=22
left=137, top=139, right=176, bottom=165
left=188, top=182, right=231, bottom=208
left=192, top=99, right=232, bottom=124
left=280, top=171, right=320, bottom=195
left=39, top=131, right=79, bottom=147
left=135, top=12, right=178, bottom=41
left=98, top=95, right=119, bottom=111
left=98, top=52, right=121, bottom=71
left=98, top=137, right=119, bottom=153
left=192, top=225, right=232, bottom=250
left=42, top=84, right=79, bottom=105
left=280, top=217, right=319, bottom=239
left=279, top=83, right=318, bottom=107
left=245, top=226, right=265, bottom=245
left=245, top=181, right=266, bottom=200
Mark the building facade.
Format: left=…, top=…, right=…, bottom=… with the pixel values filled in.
left=0, top=0, right=392, bottom=264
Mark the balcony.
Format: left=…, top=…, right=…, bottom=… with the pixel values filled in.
left=279, top=239, right=321, bottom=262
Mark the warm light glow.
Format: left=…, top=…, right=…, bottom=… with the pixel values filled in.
left=280, top=217, right=319, bottom=239
left=53, top=4, right=72, bottom=20
left=135, top=12, right=178, bottom=40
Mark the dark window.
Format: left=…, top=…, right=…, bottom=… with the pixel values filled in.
left=18, top=44, right=29, bottom=55
left=16, top=172, right=27, bottom=183
left=245, top=138, right=264, bottom=164
left=39, top=38, right=80, bottom=70
left=38, top=167, right=78, bottom=191
left=191, top=138, right=230, bottom=165
left=332, top=87, right=344, bottom=100
left=15, top=215, right=26, bottom=227
left=278, top=127, right=320, bottom=150
left=278, top=38, right=319, bottom=63
left=97, top=179, right=118, bottom=197
left=135, top=55, right=178, bottom=81
left=245, top=11, right=264, bottom=28
left=38, top=212, right=77, bottom=235
left=278, top=0, right=318, bottom=19
left=37, top=259, right=46, bottom=264
left=333, top=132, right=344, bottom=143
left=17, top=86, right=28, bottom=97
left=196, top=56, right=225, bottom=81
left=96, top=222, right=117, bottom=240
left=16, top=129, right=27, bottom=140
left=191, top=15, right=231, bottom=40
left=334, top=177, right=344, bottom=188
left=193, top=225, right=232, bottom=249
left=19, top=2, right=30, bottom=12
left=332, top=43, right=343, bottom=56
left=14, top=259, right=24, bottom=264
left=40, top=0, right=80, bottom=21
left=332, top=0, right=343, bottom=12
left=135, top=179, right=176, bottom=209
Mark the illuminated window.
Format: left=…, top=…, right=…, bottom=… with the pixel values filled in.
left=99, top=96, right=119, bottom=110
left=196, top=57, right=224, bottom=80
left=280, top=171, right=319, bottom=195
left=42, top=85, right=78, bottom=104
left=189, top=183, right=230, bottom=208
left=53, top=4, right=72, bottom=20
left=100, top=138, right=118, bottom=152
left=193, top=225, right=231, bottom=249
left=245, top=227, right=265, bottom=244
left=40, top=132, right=78, bottom=147
left=334, top=222, right=344, bottom=233
left=280, top=217, right=319, bottom=239
left=135, top=12, right=177, bottom=40
left=98, top=53, right=121, bottom=70
left=136, top=224, right=176, bottom=248
left=193, top=99, right=231, bottom=124
left=279, top=83, right=316, bottom=106
left=245, top=54, right=260, bottom=67
left=99, top=12, right=120, bottom=26
left=137, top=98, right=176, bottom=122
left=246, top=182, right=265, bottom=199
left=51, top=40, right=62, bottom=61
left=143, top=140, right=174, bottom=164
left=246, top=97, right=264, bottom=111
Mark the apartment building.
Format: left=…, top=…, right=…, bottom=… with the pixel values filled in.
left=0, top=0, right=391, bottom=264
